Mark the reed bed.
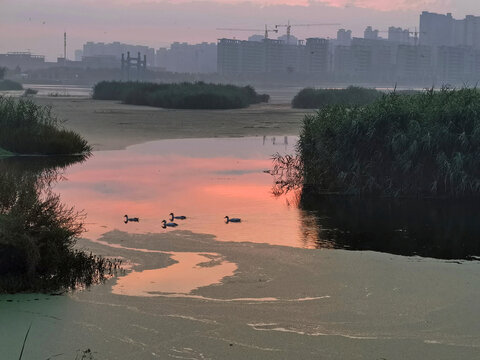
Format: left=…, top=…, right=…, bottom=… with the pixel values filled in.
left=93, top=81, right=270, bottom=109
left=0, top=79, right=23, bottom=91
left=292, top=86, right=384, bottom=109
left=0, top=96, right=91, bottom=155
left=298, top=88, right=480, bottom=198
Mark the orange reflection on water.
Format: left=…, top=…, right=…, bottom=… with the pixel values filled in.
left=54, top=137, right=319, bottom=248
left=112, top=252, right=237, bottom=297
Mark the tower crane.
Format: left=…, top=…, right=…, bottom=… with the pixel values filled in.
left=216, top=25, right=278, bottom=39
left=366, top=27, right=427, bottom=46
left=407, top=27, right=427, bottom=46
left=275, top=21, right=341, bottom=44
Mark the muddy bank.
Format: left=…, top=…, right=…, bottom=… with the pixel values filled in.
left=1, top=230, right=479, bottom=359
left=33, top=97, right=310, bottom=151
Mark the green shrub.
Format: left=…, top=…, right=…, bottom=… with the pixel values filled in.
left=299, top=88, right=480, bottom=198
left=0, top=147, right=13, bottom=157
left=0, top=79, right=23, bottom=91
left=0, top=96, right=91, bottom=155
left=292, top=86, right=383, bottom=109
left=0, top=157, right=121, bottom=293
left=93, top=81, right=269, bottom=109
left=23, top=88, right=38, bottom=96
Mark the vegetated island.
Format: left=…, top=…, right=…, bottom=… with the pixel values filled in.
left=0, top=79, right=23, bottom=91
left=292, top=86, right=383, bottom=109
left=0, top=97, right=117, bottom=293
left=93, top=81, right=270, bottom=109
left=0, top=96, right=91, bottom=156
left=0, top=67, right=23, bottom=91
left=296, top=88, right=480, bottom=198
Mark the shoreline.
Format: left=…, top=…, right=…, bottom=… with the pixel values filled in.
left=33, top=96, right=311, bottom=151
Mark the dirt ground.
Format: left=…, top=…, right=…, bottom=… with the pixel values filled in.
left=34, top=97, right=311, bottom=151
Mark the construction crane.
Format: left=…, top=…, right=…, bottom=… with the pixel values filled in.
left=216, top=25, right=278, bottom=39
left=407, top=27, right=427, bottom=46
left=367, top=27, right=427, bottom=46
left=275, top=21, right=341, bottom=44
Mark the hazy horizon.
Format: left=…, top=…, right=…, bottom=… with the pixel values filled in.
left=1, top=0, right=478, bottom=61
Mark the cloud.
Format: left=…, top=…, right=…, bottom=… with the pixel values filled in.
left=0, top=0, right=463, bottom=60
left=112, top=0, right=452, bottom=10
left=319, top=0, right=452, bottom=12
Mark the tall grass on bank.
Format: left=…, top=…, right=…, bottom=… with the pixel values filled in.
left=292, top=86, right=383, bottom=109
left=0, top=157, right=121, bottom=293
left=0, top=79, right=23, bottom=91
left=0, top=148, right=13, bottom=156
left=93, top=81, right=270, bottom=109
left=0, top=96, right=91, bottom=155
left=298, top=88, right=480, bottom=198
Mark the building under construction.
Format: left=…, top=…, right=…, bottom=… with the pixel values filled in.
left=217, top=38, right=329, bottom=75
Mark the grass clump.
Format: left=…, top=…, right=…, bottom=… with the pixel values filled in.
left=0, top=96, right=91, bottom=155
left=292, top=86, right=383, bottom=109
left=23, top=88, right=38, bottom=96
left=0, top=79, right=23, bottom=91
left=0, top=147, right=13, bottom=157
left=0, top=157, right=121, bottom=293
left=299, top=88, right=480, bottom=198
left=93, top=81, right=270, bottom=109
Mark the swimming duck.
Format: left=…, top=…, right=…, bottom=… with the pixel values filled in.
left=224, top=216, right=241, bottom=223
left=124, top=215, right=140, bottom=224
left=169, top=213, right=187, bottom=221
left=162, top=220, right=178, bottom=229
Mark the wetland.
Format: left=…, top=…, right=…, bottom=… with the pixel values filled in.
left=0, top=90, right=479, bottom=359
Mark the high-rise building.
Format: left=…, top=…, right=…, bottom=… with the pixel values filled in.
left=0, top=52, right=46, bottom=71
left=305, top=38, right=330, bottom=74
left=388, top=27, right=410, bottom=44
left=364, top=26, right=380, bottom=40
left=419, top=12, right=480, bottom=49
left=82, top=41, right=155, bottom=67
left=436, top=46, right=475, bottom=83
left=337, top=29, right=352, bottom=46
left=217, top=38, right=310, bottom=75
left=350, top=38, right=394, bottom=83
left=396, top=45, right=433, bottom=84
left=74, top=50, right=83, bottom=62
left=156, top=42, right=217, bottom=73
left=419, top=12, right=455, bottom=47
left=217, top=39, right=242, bottom=74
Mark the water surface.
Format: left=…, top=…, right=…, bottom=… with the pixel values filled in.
left=52, top=136, right=480, bottom=260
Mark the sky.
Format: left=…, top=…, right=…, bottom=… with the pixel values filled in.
left=0, top=0, right=477, bottom=61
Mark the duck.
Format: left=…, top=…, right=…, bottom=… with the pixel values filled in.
left=169, top=212, right=187, bottom=221
left=162, top=220, right=178, bottom=229
left=124, top=215, right=140, bottom=224
left=224, top=216, right=241, bottom=223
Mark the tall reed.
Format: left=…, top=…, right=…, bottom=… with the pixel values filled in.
left=0, top=96, right=91, bottom=155
left=298, top=88, right=480, bottom=198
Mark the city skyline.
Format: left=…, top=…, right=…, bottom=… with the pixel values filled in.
left=1, top=0, right=478, bottom=61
